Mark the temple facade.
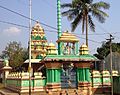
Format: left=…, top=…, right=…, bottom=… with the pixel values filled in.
left=2, top=21, right=115, bottom=95
left=0, top=0, right=118, bottom=95
left=26, top=21, right=98, bottom=94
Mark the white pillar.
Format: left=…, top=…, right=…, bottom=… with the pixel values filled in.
left=2, top=59, right=12, bottom=87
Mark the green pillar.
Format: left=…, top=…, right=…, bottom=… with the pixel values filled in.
left=77, top=68, right=91, bottom=82
left=79, top=69, right=83, bottom=81
left=45, top=63, right=61, bottom=91
left=75, top=63, right=92, bottom=94
left=54, top=69, right=61, bottom=83
left=54, top=69, right=56, bottom=82
left=82, top=69, right=86, bottom=81
left=77, top=68, right=83, bottom=81
left=75, top=42, right=79, bottom=55
left=58, top=42, right=63, bottom=55
left=46, top=69, right=50, bottom=82
left=46, top=69, right=61, bottom=83
left=57, top=0, right=62, bottom=55
left=77, top=69, right=79, bottom=81
left=85, top=68, right=91, bottom=82
left=52, top=69, right=54, bottom=82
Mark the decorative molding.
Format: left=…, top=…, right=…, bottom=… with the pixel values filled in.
left=74, top=62, right=91, bottom=68
left=45, top=62, right=61, bottom=69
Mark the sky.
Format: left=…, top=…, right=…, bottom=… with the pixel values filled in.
left=0, top=0, right=120, bottom=55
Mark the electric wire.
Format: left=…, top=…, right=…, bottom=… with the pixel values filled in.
left=0, top=4, right=110, bottom=44
left=1, top=18, right=117, bottom=36
left=0, top=1, right=118, bottom=55
left=41, top=0, right=111, bottom=37
left=0, top=4, right=112, bottom=36
left=38, top=0, right=120, bottom=44
left=0, top=20, right=28, bottom=28
left=0, top=19, right=102, bottom=44
left=75, top=35, right=102, bottom=44
left=0, top=3, right=111, bottom=36
left=0, top=20, right=57, bottom=32
left=0, top=5, right=57, bottom=30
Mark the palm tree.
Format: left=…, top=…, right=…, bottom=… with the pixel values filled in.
left=61, top=0, right=110, bottom=46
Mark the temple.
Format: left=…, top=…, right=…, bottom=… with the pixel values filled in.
left=1, top=8, right=116, bottom=95
left=24, top=21, right=98, bottom=94
left=1, top=0, right=117, bottom=95
left=22, top=0, right=99, bottom=93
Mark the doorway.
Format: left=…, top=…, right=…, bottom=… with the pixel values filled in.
left=61, top=63, right=77, bottom=89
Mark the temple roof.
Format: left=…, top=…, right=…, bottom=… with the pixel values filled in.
left=56, top=31, right=79, bottom=43
left=48, top=42, right=55, bottom=47
left=44, top=54, right=98, bottom=62
left=24, top=59, right=42, bottom=63
left=47, top=42, right=56, bottom=49
left=33, top=22, right=43, bottom=31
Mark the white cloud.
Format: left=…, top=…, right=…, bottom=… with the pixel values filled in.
left=3, top=27, right=21, bottom=35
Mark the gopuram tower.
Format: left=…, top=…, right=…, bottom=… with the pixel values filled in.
left=31, top=22, right=48, bottom=59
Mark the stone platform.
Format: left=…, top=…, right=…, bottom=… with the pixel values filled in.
left=0, top=88, right=111, bottom=95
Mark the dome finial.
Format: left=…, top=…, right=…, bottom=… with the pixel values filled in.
left=47, top=42, right=57, bottom=55
left=80, top=43, right=89, bottom=55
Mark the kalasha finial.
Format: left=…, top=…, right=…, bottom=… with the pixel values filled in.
left=35, top=21, right=40, bottom=28
left=80, top=43, right=89, bottom=55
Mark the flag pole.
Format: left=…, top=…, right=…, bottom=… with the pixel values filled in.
left=29, top=0, right=32, bottom=95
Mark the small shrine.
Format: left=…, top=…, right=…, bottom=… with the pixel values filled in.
left=56, top=31, right=79, bottom=55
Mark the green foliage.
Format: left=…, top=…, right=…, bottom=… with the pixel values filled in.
left=62, top=0, right=110, bottom=31
left=94, top=42, right=120, bottom=60
left=61, top=0, right=110, bottom=45
left=0, top=41, right=28, bottom=70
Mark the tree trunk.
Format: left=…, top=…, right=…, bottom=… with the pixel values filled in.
left=86, top=14, right=88, bottom=46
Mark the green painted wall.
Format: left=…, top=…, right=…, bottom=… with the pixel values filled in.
left=46, top=68, right=61, bottom=83
left=22, top=80, right=29, bottom=87
left=77, top=68, right=91, bottom=82
left=92, top=77, right=102, bottom=87
left=6, top=77, right=46, bottom=88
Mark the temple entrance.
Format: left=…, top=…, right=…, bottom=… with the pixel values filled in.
left=61, top=63, right=77, bottom=89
